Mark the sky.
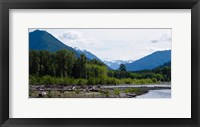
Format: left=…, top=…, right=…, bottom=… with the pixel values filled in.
left=29, top=28, right=171, bottom=61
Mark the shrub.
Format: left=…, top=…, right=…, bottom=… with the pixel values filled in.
left=123, top=78, right=133, bottom=84
left=99, top=77, right=106, bottom=85
left=87, top=78, right=97, bottom=85
left=29, top=75, right=38, bottom=85
left=71, top=78, right=78, bottom=85
left=75, top=89, right=80, bottom=94
left=105, top=90, right=110, bottom=97
left=63, top=77, right=71, bottom=85
left=114, top=88, right=120, bottom=95
left=124, top=88, right=142, bottom=93
left=40, top=75, right=54, bottom=85
left=77, top=79, right=87, bottom=86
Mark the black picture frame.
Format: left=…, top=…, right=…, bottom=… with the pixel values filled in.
left=0, top=0, right=200, bottom=127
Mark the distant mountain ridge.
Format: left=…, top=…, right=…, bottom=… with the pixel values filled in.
left=104, top=60, right=134, bottom=70
left=29, top=30, right=102, bottom=61
left=75, top=48, right=103, bottom=62
left=29, top=30, right=171, bottom=72
left=125, top=50, right=171, bottom=71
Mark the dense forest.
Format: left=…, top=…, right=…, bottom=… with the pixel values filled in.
left=29, top=50, right=171, bottom=86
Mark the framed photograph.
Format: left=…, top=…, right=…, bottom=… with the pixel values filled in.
left=0, top=0, right=199, bottom=127
left=28, top=28, right=172, bottom=99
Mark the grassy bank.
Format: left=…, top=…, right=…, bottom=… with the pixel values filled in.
left=30, top=75, right=160, bottom=86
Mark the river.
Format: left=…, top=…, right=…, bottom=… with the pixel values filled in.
left=136, top=89, right=171, bottom=98
left=30, top=84, right=171, bottom=98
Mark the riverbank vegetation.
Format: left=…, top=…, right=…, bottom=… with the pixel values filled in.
left=29, top=50, right=171, bottom=86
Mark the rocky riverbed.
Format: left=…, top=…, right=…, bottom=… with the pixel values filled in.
left=29, top=84, right=171, bottom=98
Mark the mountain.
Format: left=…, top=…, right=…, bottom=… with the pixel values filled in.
left=75, top=48, right=112, bottom=69
left=29, top=30, right=80, bottom=56
left=125, top=50, right=171, bottom=71
left=29, top=30, right=103, bottom=63
left=29, top=30, right=105, bottom=65
left=104, top=60, right=134, bottom=70
left=75, top=47, right=102, bottom=62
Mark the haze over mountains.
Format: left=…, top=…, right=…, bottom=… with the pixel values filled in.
left=104, top=50, right=171, bottom=71
left=103, top=60, right=134, bottom=70
left=29, top=30, right=171, bottom=71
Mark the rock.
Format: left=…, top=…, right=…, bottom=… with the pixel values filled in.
left=38, top=91, right=47, bottom=98
left=126, top=93, right=137, bottom=97
left=119, top=93, right=127, bottom=98
left=119, top=93, right=137, bottom=98
left=72, top=86, right=76, bottom=90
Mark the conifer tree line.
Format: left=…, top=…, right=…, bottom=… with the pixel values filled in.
left=29, top=50, right=171, bottom=85
left=29, top=50, right=108, bottom=79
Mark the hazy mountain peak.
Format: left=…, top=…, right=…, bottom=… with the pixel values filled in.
left=104, top=60, right=135, bottom=70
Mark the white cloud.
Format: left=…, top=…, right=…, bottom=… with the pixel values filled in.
left=160, top=34, right=171, bottom=42
left=56, top=30, right=101, bottom=51
left=40, top=29, right=171, bottom=61
left=151, top=34, right=171, bottom=43
left=58, top=31, right=82, bottom=40
left=145, top=47, right=171, bottom=52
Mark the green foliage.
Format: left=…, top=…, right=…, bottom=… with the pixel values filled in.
left=124, top=88, right=141, bottom=93
left=29, top=50, right=40, bottom=76
left=87, top=78, right=97, bottom=85
left=122, top=78, right=132, bottom=84
left=75, top=89, right=80, bottom=94
left=105, top=90, right=110, bottom=97
left=77, top=79, right=87, bottom=86
left=40, top=75, right=54, bottom=85
left=88, top=59, right=106, bottom=66
left=107, top=68, right=168, bottom=82
left=29, top=75, right=38, bottom=85
left=119, top=64, right=126, bottom=72
left=105, top=78, right=117, bottom=85
left=73, top=54, right=87, bottom=78
left=114, top=88, right=120, bottom=95
left=86, top=64, right=107, bottom=79
left=47, top=91, right=60, bottom=98
left=29, top=75, right=162, bottom=85
left=99, top=89, right=105, bottom=97
left=29, top=50, right=170, bottom=85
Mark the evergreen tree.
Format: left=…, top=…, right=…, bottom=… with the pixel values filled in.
left=119, top=64, right=126, bottom=72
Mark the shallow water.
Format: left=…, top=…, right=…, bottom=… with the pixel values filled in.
left=136, top=89, right=171, bottom=98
